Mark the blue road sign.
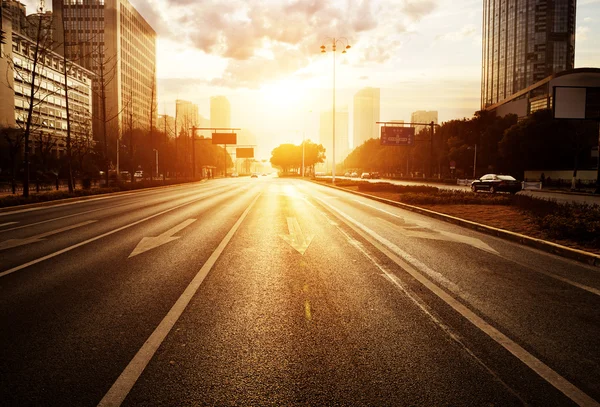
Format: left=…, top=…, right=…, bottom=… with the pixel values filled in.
left=380, top=126, right=415, bottom=146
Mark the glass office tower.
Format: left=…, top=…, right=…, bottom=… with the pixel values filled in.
left=481, top=0, right=576, bottom=108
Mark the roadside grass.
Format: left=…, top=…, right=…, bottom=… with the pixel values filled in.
left=0, top=179, right=199, bottom=208
left=314, top=179, right=600, bottom=249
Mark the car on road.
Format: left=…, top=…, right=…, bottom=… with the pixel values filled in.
left=350, top=172, right=358, bottom=178
left=370, top=172, right=380, bottom=179
left=361, top=172, right=370, bottom=179
left=134, top=170, right=144, bottom=179
left=231, top=172, right=239, bottom=177
left=471, top=174, right=522, bottom=194
left=344, top=172, right=351, bottom=177
left=251, top=173, right=258, bottom=178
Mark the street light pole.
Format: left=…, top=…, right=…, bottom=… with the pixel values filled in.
left=473, top=144, right=477, bottom=179
left=321, top=38, right=350, bottom=184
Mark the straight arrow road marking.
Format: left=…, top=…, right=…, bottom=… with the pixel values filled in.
left=279, top=217, right=314, bottom=255
left=129, top=219, right=196, bottom=258
left=0, top=220, right=97, bottom=251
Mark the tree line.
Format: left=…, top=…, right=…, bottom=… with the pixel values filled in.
left=269, top=141, right=326, bottom=174
left=343, top=109, right=598, bottom=180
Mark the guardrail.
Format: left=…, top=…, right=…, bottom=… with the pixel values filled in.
left=457, top=179, right=475, bottom=186
left=522, top=181, right=542, bottom=190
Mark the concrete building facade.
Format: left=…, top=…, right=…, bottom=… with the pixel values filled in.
left=353, top=87, right=380, bottom=148
left=481, top=0, right=576, bottom=109
left=175, top=99, right=198, bottom=137
left=320, top=109, right=349, bottom=171
left=1, top=3, right=93, bottom=155
left=210, top=96, right=231, bottom=129
left=52, top=0, right=157, bottom=139
left=410, top=110, right=438, bottom=133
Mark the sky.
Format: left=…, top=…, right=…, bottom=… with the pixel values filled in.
left=26, top=0, right=600, bottom=159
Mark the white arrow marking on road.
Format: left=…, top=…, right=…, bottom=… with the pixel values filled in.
left=129, top=219, right=196, bottom=258
left=0, top=220, right=97, bottom=251
left=399, top=225, right=499, bottom=255
left=280, top=217, right=314, bottom=255
left=0, top=222, right=19, bottom=228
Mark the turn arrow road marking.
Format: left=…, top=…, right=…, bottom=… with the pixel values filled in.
left=280, top=217, right=314, bottom=255
left=129, top=219, right=196, bottom=258
left=0, top=220, right=97, bottom=251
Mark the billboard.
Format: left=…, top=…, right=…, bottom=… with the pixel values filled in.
left=380, top=126, right=415, bottom=146
left=236, top=148, right=254, bottom=159
left=212, top=133, right=237, bottom=144
left=553, top=86, right=600, bottom=120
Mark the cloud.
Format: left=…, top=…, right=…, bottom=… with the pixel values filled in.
left=402, top=0, right=438, bottom=21
left=577, top=26, right=590, bottom=42
left=147, top=0, right=438, bottom=88
left=435, top=24, right=478, bottom=42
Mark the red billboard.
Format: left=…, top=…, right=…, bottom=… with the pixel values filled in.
left=236, top=148, right=254, bottom=159
left=212, top=133, right=237, bottom=144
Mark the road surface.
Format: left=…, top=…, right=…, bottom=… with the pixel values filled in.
left=1, top=177, right=599, bottom=406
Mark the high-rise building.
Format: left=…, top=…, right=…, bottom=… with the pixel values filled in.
left=52, top=0, right=157, bottom=139
left=0, top=4, right=94, bottom=153
left=157, top=114, right=175, bottom=138
left=481, top=0, right=576, bottom=108
left=210, top=96, right=231, bottom=128
left=320, top=109, right=349, bottom=171
left=353, top=87, right=380, bottom=148
left=175, top=100, right=198, bottom=137
left=410, top=110, right=438, bottom=134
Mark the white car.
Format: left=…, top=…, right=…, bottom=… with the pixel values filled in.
left=134, top=171, right=144, bottom=179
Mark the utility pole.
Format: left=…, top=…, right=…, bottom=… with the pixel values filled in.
left=430, top=121, right=435, bottom=179
left=191, top=126, right=197, bottom=179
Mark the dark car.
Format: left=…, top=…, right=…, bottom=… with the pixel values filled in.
left=251, top=173, right=258, bottom=178
left=471, top=174, right=522, bottom=194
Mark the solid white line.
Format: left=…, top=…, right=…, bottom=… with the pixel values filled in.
left=0, top=193, right=218, bottom=279
left=0, top=222, right=18, bottom=228
left=0, top=220, right=97, bottom=251
left=97, top=191, right=262, bottom=407
left=315, top=196, right=599, bottom=407
left=355, top=199, right=600, bottom=297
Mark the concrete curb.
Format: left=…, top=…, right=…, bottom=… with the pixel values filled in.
left=0, top=179, right=208, bottom=214
left=311, top=180, right=600, bottom=268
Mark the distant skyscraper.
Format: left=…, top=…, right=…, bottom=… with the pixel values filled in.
left=481, top=0, right=576, bottom=108
left=320, top=109, right=349, bottom=170
left=410, top=111, right=438, bottom=134
left=53, top=0, right=157, bottom=138
left=175, top=100, right=199, bottom=137
left=210, top=96, right=231, bottom=128
left=353, top=88, right=380, bottom=148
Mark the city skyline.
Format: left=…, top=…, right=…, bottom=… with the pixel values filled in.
left=17, top=0, right=600, bottom=160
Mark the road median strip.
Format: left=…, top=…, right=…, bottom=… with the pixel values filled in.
left=311, top=180, right=600, bottom=268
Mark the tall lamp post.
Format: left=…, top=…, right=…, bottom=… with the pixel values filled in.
left=321, top=38, right=350, bottom=184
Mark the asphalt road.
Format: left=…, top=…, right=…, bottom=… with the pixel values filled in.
left=1, top=177, right=599, bottom=406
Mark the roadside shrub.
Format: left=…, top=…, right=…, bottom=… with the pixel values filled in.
left=357, top=182, right=439, bottom=194
left=400, top=190, right=511, bottom=205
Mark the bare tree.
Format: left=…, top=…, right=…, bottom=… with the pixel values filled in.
left=1, top=126, right=25, bottom=194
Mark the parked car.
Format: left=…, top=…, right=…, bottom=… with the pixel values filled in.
left=471, top=174, right=522, bottom=194
left=350, top=172, right=358, bottom=177
left=231, top=172, right=239, bottom=177
left=134, top=170, right=144, bottom=179
left=344, top=172, right=351, bottom=177
left=370, top=172, right=380, bottom=179
left=361, top=172, right=370, bottom=179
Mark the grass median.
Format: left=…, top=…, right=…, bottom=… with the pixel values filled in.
left=315, top=179, right=600, bottom=254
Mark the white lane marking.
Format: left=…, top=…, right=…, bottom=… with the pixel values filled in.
left=0, top=222, right=18, bottom=228
left=279, top=217, right=314, bottom=255
left=129, top=219, right=197, bottom=258
left=0, top=194, right=218, bottom=279
left=355, top=200, right=600, bottom=296
left=97, top=191, right=262, bottom=407
left=0, top=202, right=138, bottom=234
left=0, top=220, right=97, bottom=251
left=355, top=200, right=499, bottom=255
left=324, top=211, right=527, bottom=403
left=315, top=196, right=600, bottom=407
left=0, top=181, right=216, bottom=217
